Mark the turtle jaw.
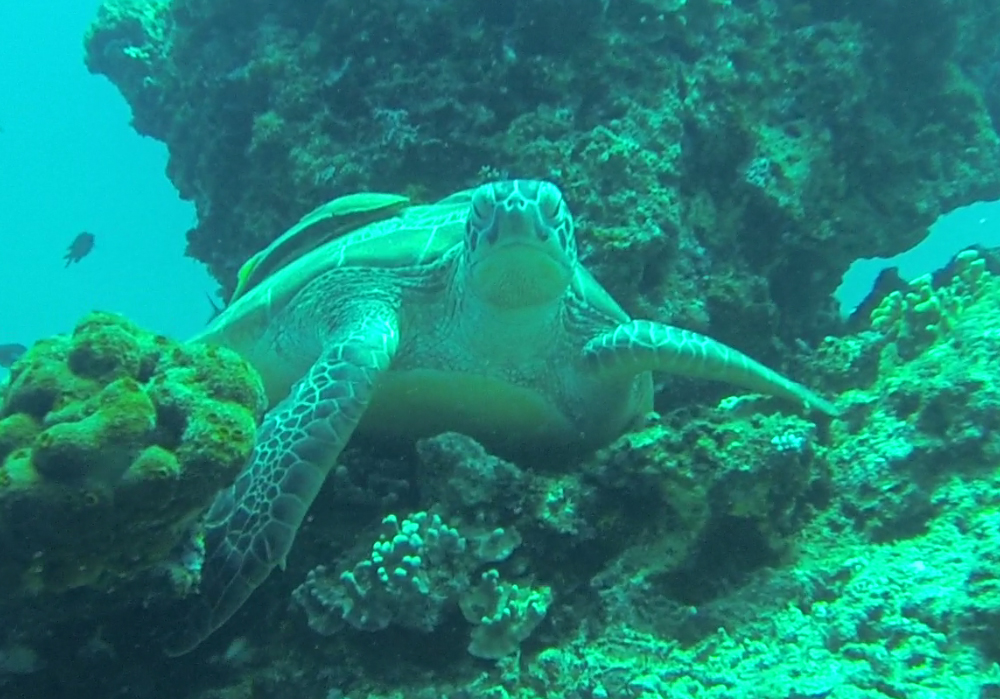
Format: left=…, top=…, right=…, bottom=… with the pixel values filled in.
left=467, top=243, right=572, bottom=309
left=464, top=181, right=575, bottom=309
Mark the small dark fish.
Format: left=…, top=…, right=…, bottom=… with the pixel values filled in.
left=64, top=232, right=96, bottom=267
left=0, top=343, right=27, bottom=368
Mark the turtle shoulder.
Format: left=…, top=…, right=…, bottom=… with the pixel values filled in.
left=570, top=264, right=632, bottom=326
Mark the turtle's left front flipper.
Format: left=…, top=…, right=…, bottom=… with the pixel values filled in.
left=584, top=320, right=839, bottom=417
left=165, top=311, right=400, bottom=656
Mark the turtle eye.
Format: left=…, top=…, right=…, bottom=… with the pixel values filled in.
left=540, top=189, right=563, bottom=222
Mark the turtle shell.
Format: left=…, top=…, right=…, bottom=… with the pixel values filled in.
left=315, top=189, right=474, bottom=271
left=230, top=191, right=412, bottom=303
left=203, top=189, right=475, bottom=343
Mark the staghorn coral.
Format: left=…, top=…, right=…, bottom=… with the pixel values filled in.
left=0, top=311, right=265, bottom=595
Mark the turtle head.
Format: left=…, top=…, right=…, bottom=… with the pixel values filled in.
left=463, top=180, right=577, bottom=308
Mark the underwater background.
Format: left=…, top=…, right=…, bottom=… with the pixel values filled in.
left=3, top=0, right=1000, bottom=697
left=0, top=1, right=212, bottom=348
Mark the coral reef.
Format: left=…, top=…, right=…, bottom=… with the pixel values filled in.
left=5, top=0, right=1000, bottom=695
left=293, top=510, right=543, bottom=659
left=84, top=0, right=1000, bottom=365
left=0, top=312, right=265, bottom=596
left=868, top=248, right=990, bottom=360
left=461, top=569, right=552, bottom=661
left=5, top=245, right=1000, bottom=697
left=259, top=244, right=998, bottom=698
left=294, top=512, right=473, bottom=635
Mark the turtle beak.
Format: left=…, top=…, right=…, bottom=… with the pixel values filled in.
left=495, top=207, right=542, bottom=242
left=488, top=206, right=567, bottom=264
left=468, top=211, right=571, bottom=309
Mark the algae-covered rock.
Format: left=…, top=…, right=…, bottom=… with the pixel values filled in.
left=32, top=377, right=156, bottom=484
left=0, top=311, right=266, bottom=595
left=0, top=413, right=41, bottom=465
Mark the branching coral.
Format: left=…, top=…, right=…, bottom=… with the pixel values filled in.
left=869, top=249, right=992, bottom=360
left=293, top=509, right=542, bottom=659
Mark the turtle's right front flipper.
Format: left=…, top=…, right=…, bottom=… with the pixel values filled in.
left=165, top=312, right=399, bottom=656
left=583, top=320, right=840, bottom=417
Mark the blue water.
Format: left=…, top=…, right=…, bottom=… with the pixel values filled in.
left=836, top=199, right=1000, bottom=315
left=0, top=0, right=216, bottom=353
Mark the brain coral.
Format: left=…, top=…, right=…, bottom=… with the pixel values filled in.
left=0, top=312, right=265, bottom=595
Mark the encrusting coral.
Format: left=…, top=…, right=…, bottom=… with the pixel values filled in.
left=0, top=312, right=266, bottom=595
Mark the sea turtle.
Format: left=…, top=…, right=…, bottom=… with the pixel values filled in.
left=168, top=179, right=839, bottom=654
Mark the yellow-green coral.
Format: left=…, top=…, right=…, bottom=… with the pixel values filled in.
left=32, top=377, right=155, bottom=485
left=0, top=413, right=41, bottom=465
left=869, top=249, right=992, bottom=361
left=0, top=311, right=266, bottom=595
